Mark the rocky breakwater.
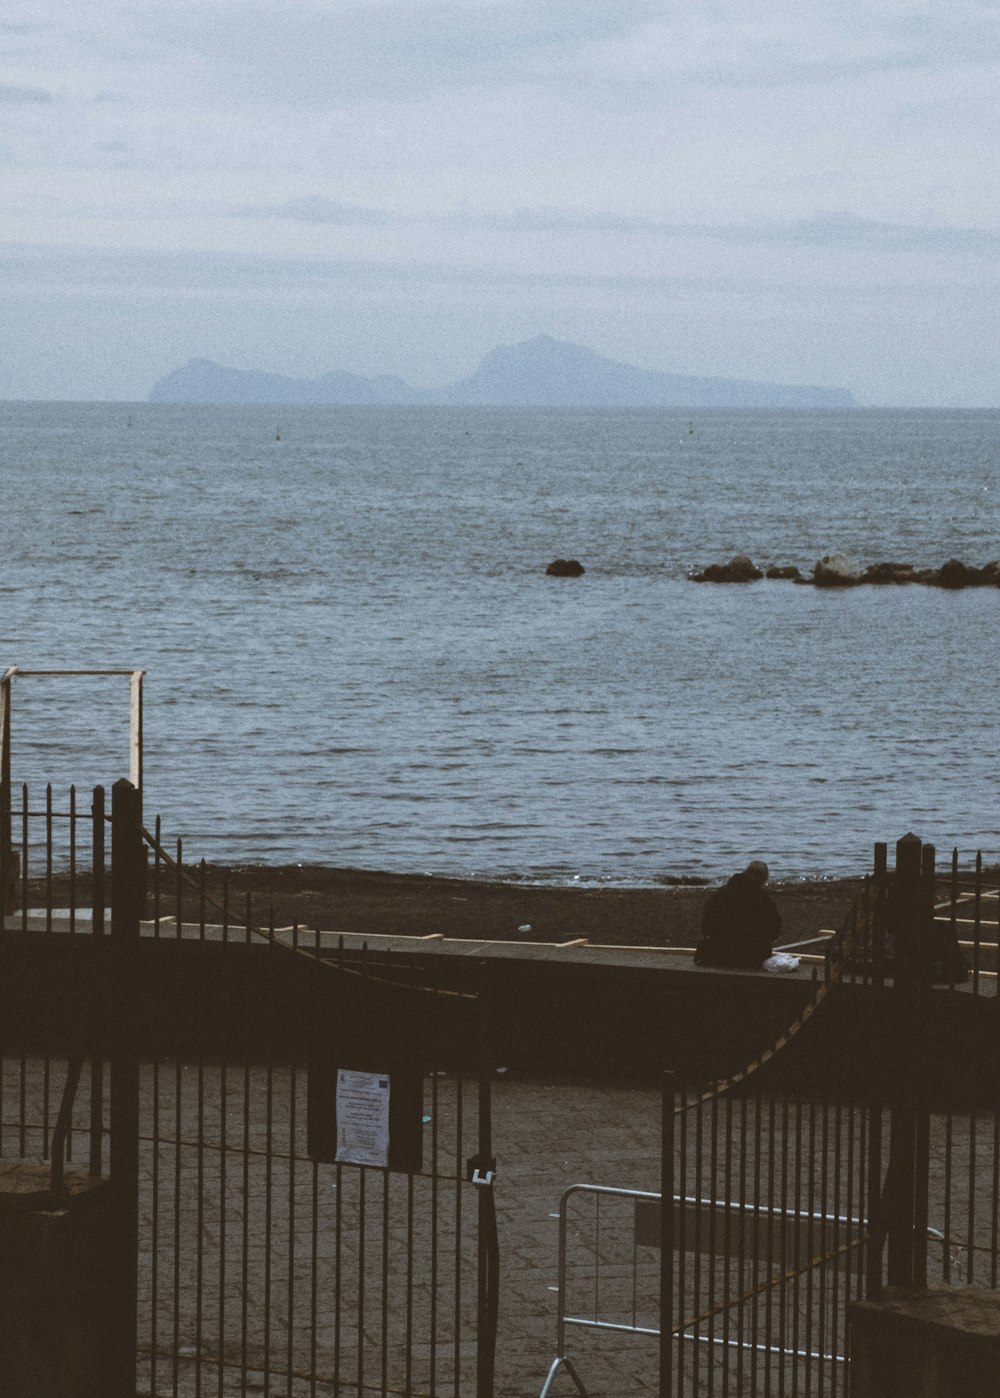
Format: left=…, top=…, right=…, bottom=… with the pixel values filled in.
left=689, top=554, right=1000, bottom=589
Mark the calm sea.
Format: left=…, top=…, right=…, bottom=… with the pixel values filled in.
left=2, top=401, right=998, bottom=884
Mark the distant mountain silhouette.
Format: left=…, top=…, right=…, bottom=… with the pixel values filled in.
left=148, top=358, right=414, bottom=405
left=149, top=336, right=857, bottom=408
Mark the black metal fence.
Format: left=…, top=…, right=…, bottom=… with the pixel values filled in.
left=0, top=781, right=498, bottom=1397
left=1, top=788, right=998, bottom=1397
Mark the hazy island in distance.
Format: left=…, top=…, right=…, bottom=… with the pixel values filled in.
left=149, top=335, right=857, bottom=409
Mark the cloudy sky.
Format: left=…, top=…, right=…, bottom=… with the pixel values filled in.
left=2, top=1, right=998, bottom=404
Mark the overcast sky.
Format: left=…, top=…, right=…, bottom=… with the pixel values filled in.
left=2, top=1, right=999, bottom=404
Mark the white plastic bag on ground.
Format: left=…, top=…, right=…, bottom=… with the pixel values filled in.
left=764, top=953, right=801, bottom=973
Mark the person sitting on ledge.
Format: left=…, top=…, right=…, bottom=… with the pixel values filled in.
left=694, top=860, right=781, bottom=969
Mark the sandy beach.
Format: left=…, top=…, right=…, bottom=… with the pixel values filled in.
left=153, top=864, right=867, bottom=950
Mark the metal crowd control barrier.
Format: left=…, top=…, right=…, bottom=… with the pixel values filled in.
left=538, top=1183, right=952, bottom=1397
left=539, top=1185, right=662, bottom=1397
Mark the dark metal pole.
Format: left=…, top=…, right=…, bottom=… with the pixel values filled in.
left=863, top=841, right=889, bottom=1298
left=109, top=777, right=143, bottom=1397
left=886, top=832, right=921, bottom=1287
left=476, top=962, right=499, bottom=1398
left=872, top=842, right=888, bottom=976
left=0, top=670, right=13, bottom=918
left=911, top=844, right=936, bottom=1287
left=89, top=785, right=106, bottom=1176
left=659, top=1072, right=675, bottom=1398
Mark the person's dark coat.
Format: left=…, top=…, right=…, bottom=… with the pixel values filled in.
left=694, top=871, right=781, bottom=969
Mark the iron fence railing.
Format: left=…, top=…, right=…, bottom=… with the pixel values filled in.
left=1, top=785, right=998, bottom=1397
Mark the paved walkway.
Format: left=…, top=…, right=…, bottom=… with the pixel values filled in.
left=3, top=1053, right=997, bottom=1396
left=492, top=1074, right=665, bottom=1396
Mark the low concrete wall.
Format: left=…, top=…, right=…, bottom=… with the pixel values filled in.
left=0, top=928, right=994, bottom=1099
left=849, top=1287, right=1000, bottom=1397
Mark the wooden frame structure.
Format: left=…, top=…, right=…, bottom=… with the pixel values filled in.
left=0, top=667, right=145, bottom=912
left=0, top=665, right=144, bottom=795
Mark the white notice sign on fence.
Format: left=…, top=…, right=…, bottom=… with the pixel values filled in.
left=335, top=1069, right=391, bottom=1168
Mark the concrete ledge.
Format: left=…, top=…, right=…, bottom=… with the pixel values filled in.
left=849, top=1286, right=1000, bottom=1397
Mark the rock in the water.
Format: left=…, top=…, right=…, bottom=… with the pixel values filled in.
left=861, top=561, right=916, bottom=585
left=688, top=553, right=1000, bottom=589
left=727, top=554, right=763, bottom=580
left=932, top=558, right=989, bottom=589
left=813, top=554, right=862, bottom=587
left=546, top=558, right=585, bottom=576
left=689, top=554, right=762, bottom=582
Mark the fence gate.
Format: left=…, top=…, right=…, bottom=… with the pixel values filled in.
left=541, top=835, right=1000, bottom=1397
left=0, top=779, right=499, bottom=1398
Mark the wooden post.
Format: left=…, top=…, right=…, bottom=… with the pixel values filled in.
left=109, top=778, right=142, bottom=1396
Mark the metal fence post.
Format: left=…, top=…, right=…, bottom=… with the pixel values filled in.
left=476, top=962, right=499, bottom=1398
left=886, top=833, right=922, bottom=1287
left=660, top=1072, right=675, bottom=1398
left=89, top=785, right=107, bottom=1177
left=871, top=842, right=888, bottom=975
left=864, top=842, right=890, bottom=1299
left=1, top=669, right=14, bottom=917
left=109, top=777, right=142, bottom=1396
left=92, top=785, right=106, bottom=937
left=911, top=843, right=936, bottom=1286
